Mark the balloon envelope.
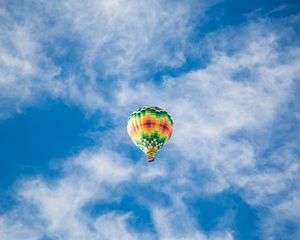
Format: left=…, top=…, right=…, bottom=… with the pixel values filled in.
left=127, top=106, right=173, bottom=162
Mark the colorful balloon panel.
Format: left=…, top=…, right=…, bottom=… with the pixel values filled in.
left=127, top=106, right=173, bottom=162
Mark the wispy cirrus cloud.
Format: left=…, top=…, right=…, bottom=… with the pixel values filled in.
left=113, top=18, right=300, bottom=238
left=0, top=148, right=234, bottom=240
left=0, top=4, right=61, bottom=119
left=1, top=1, right=300, bottom=240
left=0, top=0, right=217, bottom=118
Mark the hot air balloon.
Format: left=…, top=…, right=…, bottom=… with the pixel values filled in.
left=127, top=106, right=173, bottom=162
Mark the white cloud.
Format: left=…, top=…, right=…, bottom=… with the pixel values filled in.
left=0, top=147, right=235, bottom=240
left=261, top=190, right=300, bottom=239
left=152, top=206, right=206, bottom=240
left=0, top=217, right=39, bottom=240
left=0, top=5, right=61, bottom=119
left=0, top=149, right=137, bottom=240
left=0, top=0, right=217, bottom=118
left=57, top=0, right=191, bottom=75
left=1, top=1, right=300, bottom=239
left=113, top=20, right=300, bottom=237
left=151, top=203, right=234, bottom=240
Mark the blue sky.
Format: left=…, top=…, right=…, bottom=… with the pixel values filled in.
left=0, top=0, right=300, bottom=239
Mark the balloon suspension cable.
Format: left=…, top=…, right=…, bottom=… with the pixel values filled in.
left=148, top=156, right=155, bottom=163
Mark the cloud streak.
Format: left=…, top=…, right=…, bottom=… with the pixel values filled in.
left=0, top=1, right=300, bottom=239
left=0, top=0, right=216, bottom=117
